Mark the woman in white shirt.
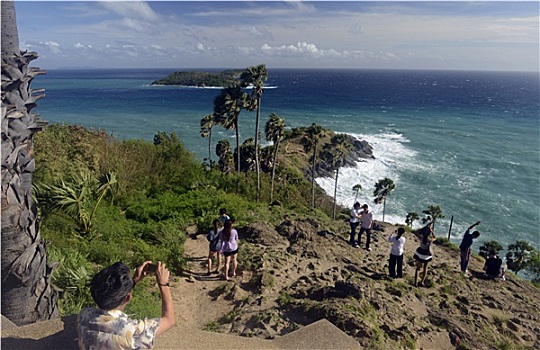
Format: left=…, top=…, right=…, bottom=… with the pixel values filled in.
left=388, top=227, right=406, bottom=278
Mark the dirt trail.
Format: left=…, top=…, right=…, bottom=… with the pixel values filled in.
left=171, top=228, right=238, bottom=330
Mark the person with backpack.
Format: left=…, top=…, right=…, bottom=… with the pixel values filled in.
left=206, top=219, right=222, bottom=276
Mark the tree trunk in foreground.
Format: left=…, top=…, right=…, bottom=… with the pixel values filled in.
left=1, top=0, right=59, bottom=326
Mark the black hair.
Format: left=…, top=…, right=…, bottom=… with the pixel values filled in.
left=223, top=220, right=233, bottom=241
left=489, top=249, right=497, bottom=256
left=212, top=219, right=220, bottom=231
left=472, top=231, right=480, bottom=238
left=416, top=223, right=432, bottom=244
left=219, top=208, right=227, bottom=215
left=396, top=227, right=405, bottom=239
left=353, top=202, right=360, bottom=209
left=90, top=261, right=134, bottom=310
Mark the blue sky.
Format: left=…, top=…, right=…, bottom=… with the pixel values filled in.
left=14, top=1, right=540, bottom=71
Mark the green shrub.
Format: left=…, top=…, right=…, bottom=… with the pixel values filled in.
left=47, top=246, right=95, bottom=316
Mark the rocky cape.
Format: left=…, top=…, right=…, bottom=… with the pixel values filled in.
left=195, top=218, right=540, bottom=349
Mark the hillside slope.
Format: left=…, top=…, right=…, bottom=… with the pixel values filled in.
left=185, top=218, right=539, bottom=349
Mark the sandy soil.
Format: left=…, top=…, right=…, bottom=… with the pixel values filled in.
left=172, top=227, right=241, bottom=330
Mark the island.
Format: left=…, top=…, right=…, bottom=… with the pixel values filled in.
left=151, top=69, right=243, bottom=87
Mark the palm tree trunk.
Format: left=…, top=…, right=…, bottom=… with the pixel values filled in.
left=270, top=140, right=279, bottom=203
left=333, top=168, right=339, bottom=219
left=1, top=0, right=59, bottom=326
left=311, top=145, right=317, bottom=209
left=254, top=97, right=261, bottom=202
left=383, top=198, right=386, bottom=222
left=235, top=120, right=240, bottom=174
left=208, top=129, right=212, bottom=163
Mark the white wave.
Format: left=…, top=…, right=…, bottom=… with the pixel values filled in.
left=316, top=132, right=418, bottom=224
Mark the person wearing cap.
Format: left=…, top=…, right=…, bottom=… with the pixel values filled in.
left=359, top=204, right=374, bottom=251
left=459, top=221, right=481, bottom=276
left=77, top=261, right=175, bottom=349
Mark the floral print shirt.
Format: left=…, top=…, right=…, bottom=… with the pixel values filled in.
left=78, top=307, right=160, bottom=349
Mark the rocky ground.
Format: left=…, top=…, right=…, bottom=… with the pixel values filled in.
left=175, top=218, right=540, bottom=350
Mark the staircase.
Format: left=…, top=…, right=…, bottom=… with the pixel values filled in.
left=1, top=315, right=361, bottom=349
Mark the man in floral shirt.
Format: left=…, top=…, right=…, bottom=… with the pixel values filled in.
left=77, top=261, right=175, bottom=349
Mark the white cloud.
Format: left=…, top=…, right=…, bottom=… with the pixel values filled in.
left=98, top=1, right=160, bottom=23
left=74, top=42, right=92, bottom=49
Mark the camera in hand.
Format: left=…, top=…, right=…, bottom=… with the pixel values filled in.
left=145, top=263, right=158, bottom=272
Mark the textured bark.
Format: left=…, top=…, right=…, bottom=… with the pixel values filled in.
left=1, top=1, right=20, bottom=54
left=1, top=0, right=59, bottom=326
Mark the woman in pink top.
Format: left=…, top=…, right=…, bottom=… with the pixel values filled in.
left=219, top=220, right=239, bottom=281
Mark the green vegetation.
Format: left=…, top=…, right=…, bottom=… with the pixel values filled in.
left=479, top=240, right=504, bottom=259
left=277, top=292, right=295, bottom=306
left=34, top=112, right=347, bottom=316
left=152, top=69, right=242, bottom=87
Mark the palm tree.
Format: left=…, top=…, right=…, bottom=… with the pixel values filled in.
left=35, top=171, right=118, bottom=238
left=216, top=139, right=233, bottom=173
left=302, top=123, right=325, bottom=209
left=240, top=64, right=268, bottom=202
left=373, top=178, right=395, bottom=222
left=1, top=0, right=59, bottom=325
left=200, top=114, right=214, bottom=163
left=421, top=204, right=444, bottom=233
left=213, top=85, right=246, bottom=175
left=328, top=134, right=352, bottom=219
left=506, top=240, right=536, bottom=275
left=265, top=113, right=285, bottom=203
left=352, top=184, right=362, bottom=203
left=405, top=212, right=420, bottom=227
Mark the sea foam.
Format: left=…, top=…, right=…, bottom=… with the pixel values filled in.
left=316, top=132, right=418, bottom=226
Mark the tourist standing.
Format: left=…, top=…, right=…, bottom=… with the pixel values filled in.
left=388, top=227, right=406, bottom=278
left=359, top=204, right=374, bottom=251
left=413, top=222, right=436, bottom=287
left=219, top=220, right=239, bottom=281
left=206, top=219, right=222, bottom=275
left=459, top=221, right=481, bottom=276
left=219, top=208, right=230, bottom=224
left=349, top=202, right=362, bottom=247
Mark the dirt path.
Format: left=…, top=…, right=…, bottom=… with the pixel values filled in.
left=171, top=228, right=237, bottom=330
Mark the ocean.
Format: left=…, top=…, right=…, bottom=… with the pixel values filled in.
left=32, top=68, right=539, bottom=251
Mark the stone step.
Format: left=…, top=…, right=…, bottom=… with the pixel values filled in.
left=1, top=315, right=360, bottom=350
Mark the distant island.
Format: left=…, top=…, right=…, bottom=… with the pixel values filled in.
left=151, top=69, right=242, bottom=87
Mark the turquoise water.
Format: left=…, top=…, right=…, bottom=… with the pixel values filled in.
left=32, top=69, right=539, bottom=252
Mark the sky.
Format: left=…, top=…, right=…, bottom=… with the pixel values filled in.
left=12, top=1, right=540, bottom=71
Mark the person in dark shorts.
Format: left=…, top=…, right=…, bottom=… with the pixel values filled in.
left=206, top=219, right=222, bottom=275
left=413, top=222, right=436, bottom=287
left=219, top=220, right=239, bottom=281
